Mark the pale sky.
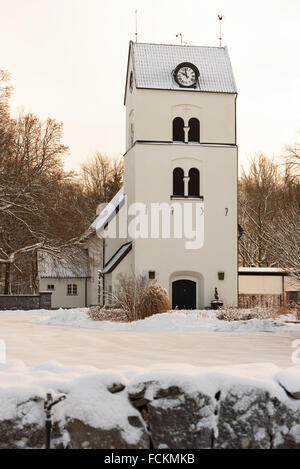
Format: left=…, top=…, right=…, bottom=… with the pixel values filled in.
left=0, top=0, right=299, bottom=172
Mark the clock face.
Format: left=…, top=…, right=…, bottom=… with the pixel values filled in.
left=174, top=62, right=199, bottom=88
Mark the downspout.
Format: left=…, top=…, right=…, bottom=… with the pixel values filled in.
left=102, top=240, right=105, bottom=306
left=85, top=277, right=88, bottom=307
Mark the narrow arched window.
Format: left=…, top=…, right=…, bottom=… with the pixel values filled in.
left=173, top=167, right=184, bottom=196
left=173, top=117, right=184, bottom=142
left=188, top=118, right=200, bottom=142
left=188, top=168, right=200, bottom=196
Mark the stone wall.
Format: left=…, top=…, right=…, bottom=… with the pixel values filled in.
left=0, top=291, right=52, bottom=310
left=1, top=366, right=300, bottom=449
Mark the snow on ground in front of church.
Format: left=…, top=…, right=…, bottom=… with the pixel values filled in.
left=34, top=308, right=300, bottom=333
left=1, top=309, right=300, bottom=369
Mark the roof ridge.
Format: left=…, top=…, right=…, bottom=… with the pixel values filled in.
left=132, top=41, right=226, bottom=50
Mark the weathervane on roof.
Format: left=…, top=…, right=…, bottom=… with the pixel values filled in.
left=176, top=33, right=183, bottom=45
left=218, top=14, right=224, bottom=47
left=176, top=33, right=190, bottom=45
left=135, top=9, right=138, bottom=42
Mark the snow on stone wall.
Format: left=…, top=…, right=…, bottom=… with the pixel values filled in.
left=0, top=361, right=300, bottom=449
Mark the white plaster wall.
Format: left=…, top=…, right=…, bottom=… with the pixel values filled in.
left=124, top=143, right=238, bottom=308
left=123, top=50, right=237, bottom=308
left=39, top=278, right=88, bottom=308
left=239, top=275, right=300, bottom=295
left=239, top=275, right=283, bottom=295
left=84, top=236, right=103, bottom=306
left=111, top=249, right=134, bottom=289
left=126, top=87, right=236, bottom=148
left=102, top=251, right=133, bottom=304
left=103, top=204, right=128, bottom=265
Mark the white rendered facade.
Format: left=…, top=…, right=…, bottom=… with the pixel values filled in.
left=102, top=42, right=238, bottom=308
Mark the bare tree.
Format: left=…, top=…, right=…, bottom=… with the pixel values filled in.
left=0, top=70, right=122, bottom=294
left=238, top=154, right=279, bottom=266
left=265, top=205, right=300, bottom=281
left=0, top=113, right=68, bottom=214
left=80, top=153, right=123, bottom=216
left=0, top=110, right=74, bottom=293
left=238, top=149, right=300, bottom=281
left=281, top=139, right=300, bottom=180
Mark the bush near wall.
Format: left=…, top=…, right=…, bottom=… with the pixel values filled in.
left=238, top=294, right=283, bottom=309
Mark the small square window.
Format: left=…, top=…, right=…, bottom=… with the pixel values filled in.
left=67, top=284, right=78, bottom=295
left=47, top=284, right=55, bottom=291
left=149, top=271, right=155, bottom=280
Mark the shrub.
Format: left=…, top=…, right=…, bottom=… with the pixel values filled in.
left=106, top=273, right=170, bottom=322
left=290, top=303, right=300, bottom=321
left=138, top=284, right=170, bottom=319
left=88, top=306, right=128, bottom=322
left=217, top=307, right=281, bottom=322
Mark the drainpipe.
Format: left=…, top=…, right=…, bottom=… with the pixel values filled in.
left=85, top=277, right=88, bottom=307
left=102, top=239, right=105, bottom=306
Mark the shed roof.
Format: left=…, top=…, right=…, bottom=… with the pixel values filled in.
left=38, top=249, right=91, bottom=279
left=238, top=267, right=286, bottom=276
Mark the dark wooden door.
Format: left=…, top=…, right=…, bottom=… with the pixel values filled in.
left=172, top=280, right=196, bottom=309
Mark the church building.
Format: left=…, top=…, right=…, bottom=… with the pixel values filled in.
left=86, top=41, right=238, bottom=309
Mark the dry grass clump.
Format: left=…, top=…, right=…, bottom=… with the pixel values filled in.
left=98, top=273, right=171, bottom=322
left=218, top=303, right=300, bottom=322
left=88, top=306, right=128, bottom=322
left=288, top=303, right=300, bottom=321
left=217, top=306, right=282, bottom=322
left=138, top=284, right=170, bottom=319
left=269, top=303, right=300, bottom=321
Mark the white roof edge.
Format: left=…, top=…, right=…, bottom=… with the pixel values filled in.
left=239, top=267, right=284, bottom=273
left=102, top=241, right=132, bottom=274
left=91, top=187, right=125, bottom=235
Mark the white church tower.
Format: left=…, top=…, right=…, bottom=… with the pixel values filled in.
left=98, top=41, right=238, bottom=309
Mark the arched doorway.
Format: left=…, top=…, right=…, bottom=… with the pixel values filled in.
left=172, top=279, right=196, bottom=309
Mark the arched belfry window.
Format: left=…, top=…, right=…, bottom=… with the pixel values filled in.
left=188, top=118, right=200, bottom=143
left=173, top=117, right=184, bottom=142
left=188, top=168, right=200, bottom=196
left=173, top=167, right=184, bottom=196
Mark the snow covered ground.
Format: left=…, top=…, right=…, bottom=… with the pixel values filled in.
left=37, top=308, right=300, bottom=333
left=0, top=308, right=299, bottom=369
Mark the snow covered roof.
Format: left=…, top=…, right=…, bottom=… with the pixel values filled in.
left=102, top=242, right=132, bottom=274
left=38, top=249, right=91, bottom=278
left=239, top=267, right=286, bottom=276
left=81, top=188, right=125, bottom=242
left=128, top=42, right=237, bottom=96
left=91, top=187, right=125, bottom=233
left=91, top=187, right=125, bottom=234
